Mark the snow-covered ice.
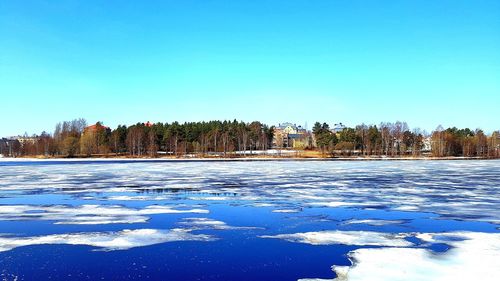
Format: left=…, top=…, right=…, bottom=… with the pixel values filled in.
left=0, top=228, right=215, bottom=252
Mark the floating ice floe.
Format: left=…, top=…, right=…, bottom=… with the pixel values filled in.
left=260, top=230, right=412, bottom=247
left=293, top=231, right=500, bottom=281
left=0, top=204, right=208, bottom=225
left=341, top=219, right=407, bottom=226
left=334, top=232, right=500, bottom=281
left=105, top=195, right=172, bottom=201
left=178, top=218, right=261, bottom=230
left=0, top=228, right=216, bottom=253
left=252, top=203, right=276, bottom=207
left=187, top=196, right=233, bottom=201
left=272, top=209, right=301, bottom=213
left=187, top=195, right=261, bottom=202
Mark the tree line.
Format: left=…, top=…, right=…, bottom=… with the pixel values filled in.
left=312, top=121, right=500, bottom=158
left=1, top=118, right=499, bottom=158
left=1, top=119, right=274, bottom=157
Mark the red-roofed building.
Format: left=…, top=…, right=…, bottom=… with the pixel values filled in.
left=84, top=123, right=109, bottom=133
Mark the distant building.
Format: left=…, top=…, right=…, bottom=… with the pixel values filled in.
left=276, top=122, right=307, bottom=135
left=16, top=136, right=37, bottom=146
left=422, top=137, right=432, bottom=152
left=0, top=137, right=22, bottom=157
left=84, top=123, right=109, bottom=133
left=331, top=123, right=346, bottom=134
left=494, top=134, right=500, bottom=152
left=0, top=138, right=8, bottom=156
left=273, top=123, right=309, bottom=148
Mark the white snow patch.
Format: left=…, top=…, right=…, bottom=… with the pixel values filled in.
left=342, top=219, right=406, bottom=226
left=260, top=231, right=412, bottom=247
left=187, top=196, right=232, bottom=201
left=252, top=203, right=276, bottom=207
left=272, top=209, right=301, bottom=213
left=0, top=204, right=208, bottom=225
left=297, top=232, right=500, bottom=281
left=0, top=228, right=215, bottom=252
left=178, top=218, right=260, bottom=230
left=106, top=195, right=171, bottom=201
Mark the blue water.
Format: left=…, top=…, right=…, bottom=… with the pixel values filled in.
left=0, top=160, right=499, bottom=280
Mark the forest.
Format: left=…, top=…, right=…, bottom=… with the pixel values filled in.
left=1, top=118, right=499, bottom=158
left=1, top=119, right=274, bottom=158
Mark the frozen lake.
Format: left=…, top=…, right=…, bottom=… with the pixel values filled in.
left=0, top=160, right=499, bottom=281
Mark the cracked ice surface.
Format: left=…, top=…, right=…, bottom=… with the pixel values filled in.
left=1, top=160, right=499, bottom=224
left=0, top=159, right=499, bottom=280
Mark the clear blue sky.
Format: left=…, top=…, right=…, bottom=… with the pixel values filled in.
left=1, top=0, right=499, bottom=136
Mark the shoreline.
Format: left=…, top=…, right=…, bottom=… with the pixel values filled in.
left=1, top=156, right=497, bottom=163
